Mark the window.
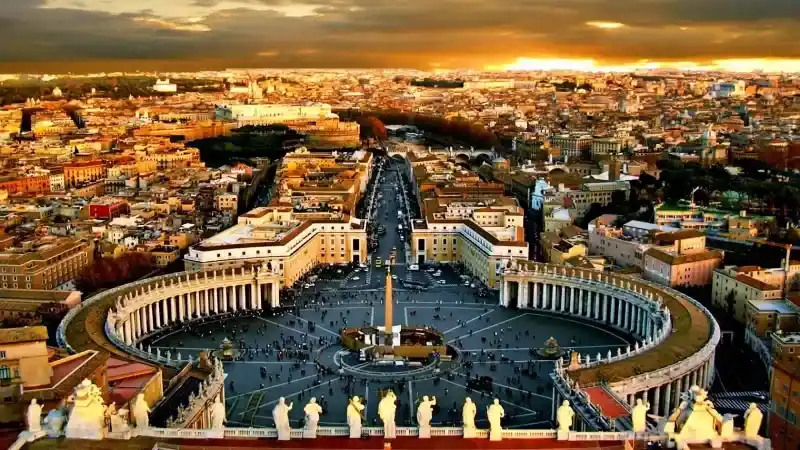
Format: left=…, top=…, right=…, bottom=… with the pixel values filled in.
left=0, top=351, right=5, bottom=359
left=0, top=366, right=9, bottom=379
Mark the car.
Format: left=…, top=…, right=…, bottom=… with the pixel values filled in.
left=463, top=281, right=470, bottom=286
left=438, top=280, right=446, bottom=285
left=427, top=268, right=435, bottom=273
left=408, top=264, right=419, bottom=271
left=391, top=274, right=398, bottom=280
left=375, top=260, right=382, bottom=267
left=469, top=283, right=476, bottom=288
left=434, top=271, right=442, bottom=277
left=352, top=276, right=360, bottom=281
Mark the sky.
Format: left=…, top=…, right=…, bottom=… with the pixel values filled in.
left=1, top=0, right=799, bottom=73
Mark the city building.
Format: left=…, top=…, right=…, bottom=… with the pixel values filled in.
left=185, top=149, right=372, bottom=287
left=152, top=79, right=178, bottom=93
left=0, top=237, right=94, bottom=290
left=713, top=262, right=800, bottom=323
left=643, top=230, right=724, bottom=287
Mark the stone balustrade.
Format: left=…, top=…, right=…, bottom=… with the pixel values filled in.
left=164, top=358, right=226, bottom=428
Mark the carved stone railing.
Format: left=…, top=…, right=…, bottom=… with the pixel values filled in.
left=137, top=426, right=559, bottom=440
left=164, top=358, right=226, bottom=428
left=58, top=271, right=195, bottom=354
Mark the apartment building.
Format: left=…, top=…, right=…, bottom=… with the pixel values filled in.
left=549, top=133, right=593, bottom=158
left=713, top=263, right=800, bottom=323
left=769, top=332, right=800, bottom=450
left=551, top=181, right=631, bottom=216
left=64, top=160, right=105, bottom=188
left=642, top=230, right=723, bottom=287
left=410, top=161, right=529, bottom=289
left=184, top=149, right=372, bottom=287
left=0, top=238, right=94, bottom=290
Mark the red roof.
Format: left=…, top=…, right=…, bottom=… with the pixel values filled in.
left=583, top=386, right=630, bottom=420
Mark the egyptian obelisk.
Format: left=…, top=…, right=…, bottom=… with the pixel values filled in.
left=384, top=264, right=393, bottom=347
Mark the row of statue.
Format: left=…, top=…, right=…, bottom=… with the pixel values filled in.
left=269, top=392, right=507, bottom=441
left=25, top=379, right=764, bottom=445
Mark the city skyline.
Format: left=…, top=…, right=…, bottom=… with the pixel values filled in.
left=1, top=0, right=799, bottom=73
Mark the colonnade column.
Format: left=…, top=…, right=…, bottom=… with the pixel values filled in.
left=533, top=282, right=539, bottom=309
left=662, top=381, right=672, bottom=417
left=272, top=282, right=280, bottom=308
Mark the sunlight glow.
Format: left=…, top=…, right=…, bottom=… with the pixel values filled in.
left=585, top=21, right=626, bottom=29
left=492, top=57, right=800, bottom=73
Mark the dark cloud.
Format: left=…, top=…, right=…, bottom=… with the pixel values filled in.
left=0, top=0, right=797, bottom=72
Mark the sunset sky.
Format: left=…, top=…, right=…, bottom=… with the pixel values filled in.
left=2, top=0, right=799, bottom=73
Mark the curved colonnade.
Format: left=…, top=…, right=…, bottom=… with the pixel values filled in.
left=501, top=262, right=720, bottom=430
left=59, top=267, right=283, bottom=369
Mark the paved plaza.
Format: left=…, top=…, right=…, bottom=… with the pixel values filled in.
left=144, top=161, right=633, bottom=429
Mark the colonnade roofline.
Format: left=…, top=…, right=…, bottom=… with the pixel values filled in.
left=500, top=261, right=719, bottom=387
left=58, top=266, right=277, bottom=365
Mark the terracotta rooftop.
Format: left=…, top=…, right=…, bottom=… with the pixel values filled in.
left=0, top=325, right=48, bottom=344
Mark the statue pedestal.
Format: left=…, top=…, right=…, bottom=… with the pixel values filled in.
left=419, top=425, right=430, bottom=439
left=557, top=430, right=570, bottom=441
left=303, top=428, right=317, bottom=439
left=349, top=425, right=361, bottom=439
left=489, top=429, right=502, bottom=441
left=207, top=429, right=225, bottom=439
left=463, top=427, right=476, bottom=439
left=276, top=428, right=291, bottom=441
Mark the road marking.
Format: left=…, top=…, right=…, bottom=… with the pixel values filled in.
left=452, top=372, right=551, bottom=401
left=442, top=309, right=495, bottom=334
left=448, top=314, right=529, bottom=344
left=404, top=307, right=409, bottom=326
left=227, top=374, right=320, bottom=400
left=437, top=377, right=537, bottom=413
left=370, top=307, right=375, bottom=326
left=288, top=314, right=339, bottom=337
left=254, top=317, right=322, bottom=341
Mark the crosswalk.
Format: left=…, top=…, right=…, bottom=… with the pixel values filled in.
left=708, top=398, right=768, bottom=415
left=710, top=391, right=768, bottom=399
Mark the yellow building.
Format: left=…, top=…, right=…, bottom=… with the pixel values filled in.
left=411, top=198, right=528, bottom=289
left=713, top=264, right=800, bottom=323
left=185, top=149, right=371, bottom=287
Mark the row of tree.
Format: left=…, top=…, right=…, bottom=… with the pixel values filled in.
left=656, top=159, right=800, bottom=221
left=340, top=109, right=499, bottom=150
left=75, top=252, right=157, bottom=294
left=0, top=77, right=224, bottom=106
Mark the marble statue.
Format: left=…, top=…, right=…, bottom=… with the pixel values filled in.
left=110, top=408, right=130, bottom=434
left=632, top=398, right=649, bottom=433
left=662, top=386, right=727, bottom=446
left=27, top=399, right=43, bottom=433
left=743, top=403, right=763, bottom=438
left=43, top=407, right=66, bottom=438
left=65, top=379, right=107, bottom=440
left=462, top=397, right=477, bottom=438
left=347, top=396, right=365, bottom=438
left=272, top=397, right=293, bottom=440
left=486, top=399, right=505, bottom=441
left=303, top=398, right=323, bottom=438
left=104, top=402, right=117, bottom=431
left=210, top=396, right=227, bottom=431
left=378, top=391, right=397, bottom=439
left=557, top=400, right=575, bottom=433
left=132, top=393, right=151, bottom=430
left=416, top=395, right=436, bottom=438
